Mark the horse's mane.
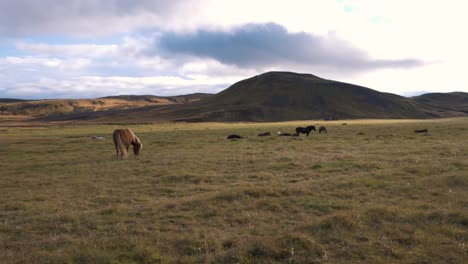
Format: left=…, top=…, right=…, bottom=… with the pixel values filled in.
left=127, top=129, right=143, bottom=149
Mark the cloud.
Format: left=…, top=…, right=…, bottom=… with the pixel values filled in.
left=0, top=75, right=234, bottom=99
left=155, top=23, right=423, bottom=73
left=16, top=42, right=120, bottom=58
left=0, top=21, right=427, bottom=99
left=9, top=37, right=166, bottom=77
left=0, top=56, right=91, bottom=79
left=0, top=0, right=205, bottom=36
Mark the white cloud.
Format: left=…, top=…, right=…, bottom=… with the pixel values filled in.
left=16, top=42, right=120, bottom=58
left=2, top=75, right=235, bottom=99
left=1, top=56, right=62, bottom=67
left=0, top=56, right=91, bottom=73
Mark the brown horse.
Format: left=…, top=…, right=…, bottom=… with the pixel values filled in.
left=113, top=128, right=143, bottom=159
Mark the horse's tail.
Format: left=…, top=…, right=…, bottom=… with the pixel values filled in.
left=113, top=130, right=128, bottom=159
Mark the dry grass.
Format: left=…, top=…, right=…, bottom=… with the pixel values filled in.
left=0, top=95, right=207, bottom=118
left=1, top=118, right=467, bottom=263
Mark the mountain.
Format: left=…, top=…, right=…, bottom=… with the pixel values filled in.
left=16, top=72, right=468, bottom=123
left=142, top=72, right=467, bottom=122
left=170, top=71, right=429, bottom=121
left=0, top=94, right=212, bottom=117
left=123, top=71, right=429, bottom=122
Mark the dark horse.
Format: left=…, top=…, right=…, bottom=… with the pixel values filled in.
left=295, top=126, right=316, bottom=136
left=227, top=134, right=243, bottom=139
left=414, top=129, right=428, bottom=133
left=319, top=126, right=327, bottom=134
left=113, top=128, right=143, bottom=160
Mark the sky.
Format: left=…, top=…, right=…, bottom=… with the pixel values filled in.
left=0, top=0, right=466, bottom=99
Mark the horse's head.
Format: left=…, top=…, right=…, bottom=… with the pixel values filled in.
left=133, top=143, right=142, bottom=155
left=133, top=136, right=143, bottom=156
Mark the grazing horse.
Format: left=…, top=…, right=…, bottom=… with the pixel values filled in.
left=319, top=126, right=327, bottom=134
left=414, top=129, right=428, bottom=133
left=113, top=128, right=143, bottom=160
left=295, top=126, right=316, bottom=136
left=258, top=132, right=271, bottom=136
left=227, top=134, right=243, bottom=139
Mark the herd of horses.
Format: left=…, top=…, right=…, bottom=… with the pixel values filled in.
left=112, top=125, right=326, bottom=159
left=228, top=125, right=327, bottom=140
left=113, top=125, right=428, bottom=159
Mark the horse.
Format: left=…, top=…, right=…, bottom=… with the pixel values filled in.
left=414, top=129, right=428, bottom=133
left=113, top=128, right=143, bottom=160
left=319, top=126, right=327, bottom=134
left=295, top=126, right=316, bottom=136
left=277, top=132, right=293, bottom=136
left=258, top=132, right=271, bottom=136
left=227, top=134, right=243, bottom=139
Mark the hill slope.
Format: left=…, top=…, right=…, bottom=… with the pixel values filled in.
left=0, top=94, right=211, bottom=117
left=412, top=92, right=468, bottom=117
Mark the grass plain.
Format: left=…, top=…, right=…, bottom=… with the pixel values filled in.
left=0, top=118, right=467, bottom=263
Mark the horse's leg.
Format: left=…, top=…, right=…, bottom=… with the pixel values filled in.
left=114, top=143, right=120, bottom=159
left=116, top=146, right=122, bottom=160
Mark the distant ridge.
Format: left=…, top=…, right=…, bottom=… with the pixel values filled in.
left=0, top=98, right=28, bottom=103
left=0, top=93, right=212, bottom=117
left=412, top=92, right=468, bottom=117
left=100, top=93, right=212, bottom=103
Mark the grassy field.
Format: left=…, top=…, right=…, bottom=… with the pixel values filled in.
left=0, top=118, right=467, bottom=263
